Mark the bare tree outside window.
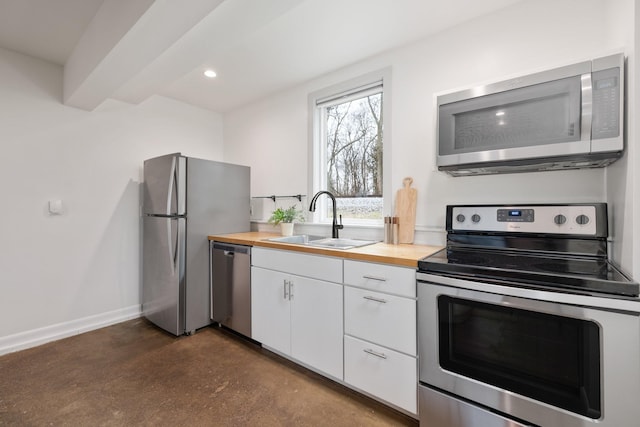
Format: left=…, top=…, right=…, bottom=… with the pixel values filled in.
left=323, top=92, right=383, bottom=220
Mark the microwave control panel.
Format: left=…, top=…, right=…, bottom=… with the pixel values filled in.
left=592, top=67, right=621, bottom=140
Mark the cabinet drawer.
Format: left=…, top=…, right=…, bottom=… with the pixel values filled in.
left=344, top=335, right=417, bottom=415
left=344, top=286, right=416, bottom=355
left=252, top=247, right=342, bottom=283
left=343, top=260, right=415, bottom=297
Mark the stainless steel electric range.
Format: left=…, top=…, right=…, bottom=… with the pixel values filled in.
left=416, top=204, right=640, bottom=427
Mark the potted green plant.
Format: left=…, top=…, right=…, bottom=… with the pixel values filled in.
left=268, top=205, right=304, bottom=236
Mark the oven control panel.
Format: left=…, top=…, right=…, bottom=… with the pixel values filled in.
left=450, top=205, right=598, bottom=235
left=497, top=208, right=535, bottom=222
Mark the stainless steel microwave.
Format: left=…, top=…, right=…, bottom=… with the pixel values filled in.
left=437, top=53, right=624, bottom=176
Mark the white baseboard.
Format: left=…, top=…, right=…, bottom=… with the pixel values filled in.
left=0, top=305, right=142, bottom=356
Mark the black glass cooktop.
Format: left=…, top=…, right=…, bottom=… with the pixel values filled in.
left=419, top=248, right=639, bottom=297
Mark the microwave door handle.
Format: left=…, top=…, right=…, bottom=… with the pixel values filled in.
left=581, top=73, right=593, bottom=143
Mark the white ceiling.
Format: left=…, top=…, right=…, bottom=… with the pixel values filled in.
left=0, top=0, right=522, bottom=113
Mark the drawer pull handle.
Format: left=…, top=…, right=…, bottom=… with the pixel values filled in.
left=363, top=348, right=387, bottom=359
left=362, top=275, right=387, bottom=282
left=363, top=295, right=387, bottom=304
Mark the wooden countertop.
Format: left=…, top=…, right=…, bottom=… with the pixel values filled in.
left=208, top=231, right=442, bottom=268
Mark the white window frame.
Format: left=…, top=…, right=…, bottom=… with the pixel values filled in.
left=307, top=68, right=392, bottom=227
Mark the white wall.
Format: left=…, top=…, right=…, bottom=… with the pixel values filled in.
left=0, top=47, right=224, bottom=353
left=633, top=0, right=640, bottom=280
left=224, top=0, right=636, bottom=271
left=605, top=0, right=638, bottom=278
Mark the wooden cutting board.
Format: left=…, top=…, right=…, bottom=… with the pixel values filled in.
left=394, top=177, right=417, bottom=244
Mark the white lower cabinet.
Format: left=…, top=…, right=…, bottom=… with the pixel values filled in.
left=251, top=266, right=292, bottom=356
left=251, top=248, right=417, bottom=416
left=290, top=274, right=343, bottom=378
left=251, top=248, right=343, bottom=380
left=343, top=260, right=418, bottom=415
left=344, top=335, right=417, bottom=414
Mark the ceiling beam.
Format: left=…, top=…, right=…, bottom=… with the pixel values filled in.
left=62, top=0, right=226, bottom=110
left=111, top=0, right=305, bottom=107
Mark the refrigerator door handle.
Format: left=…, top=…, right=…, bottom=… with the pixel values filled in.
left=166, top=217, right=178, bottom=273
left=166, top=216, right=173, bottom=273
left=173, top=219, right=179, bottom=268
left=166, top=156, right=177, bottom=215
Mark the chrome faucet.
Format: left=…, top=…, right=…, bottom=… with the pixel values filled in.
left=309, top=190, right=343, bottom=238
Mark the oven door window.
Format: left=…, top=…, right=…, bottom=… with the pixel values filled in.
left=438, top=296, right=601, bottom=419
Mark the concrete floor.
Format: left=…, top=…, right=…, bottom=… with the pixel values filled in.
left=0, top=319, right=417, bottom=426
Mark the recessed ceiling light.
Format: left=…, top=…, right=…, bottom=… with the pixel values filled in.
left=204, top=69, right=217, bottom=78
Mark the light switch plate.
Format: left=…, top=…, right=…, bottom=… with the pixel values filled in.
left=48, top=199, right=63, bottom=215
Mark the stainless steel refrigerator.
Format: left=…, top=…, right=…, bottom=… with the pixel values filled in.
left=142, top=153, right=250, bottom=336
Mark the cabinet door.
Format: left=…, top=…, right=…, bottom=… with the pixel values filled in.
left=290, top=275, right=343, bottom=380
left=251, top=266, right=291, bottom=355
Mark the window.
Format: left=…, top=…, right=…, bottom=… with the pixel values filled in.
left=309, top=69, right=391, bottom=225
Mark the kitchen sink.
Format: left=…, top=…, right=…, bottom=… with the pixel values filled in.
left=266, top=235, right=378, bottom=250
left=308, top=238, right=378, bottom=249
left=267, top=234, right=326, bottom=244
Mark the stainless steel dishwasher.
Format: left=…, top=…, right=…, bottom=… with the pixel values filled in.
left=210, top=241, right=251, bottom=337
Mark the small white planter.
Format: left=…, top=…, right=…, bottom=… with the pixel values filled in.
left=280, top=222, right=294, bottom=236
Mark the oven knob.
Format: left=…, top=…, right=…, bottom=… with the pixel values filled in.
left=576, top=214, right=590, bottom=225
left=456, top=214, right=466, bottom=223
left=554, top=214, right=567, bottom=225
left=471, top=214, right=481, bottom=223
